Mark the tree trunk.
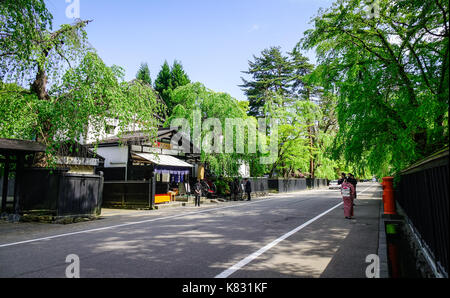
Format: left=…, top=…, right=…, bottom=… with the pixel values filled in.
left=413, top=129, right=428, bottom=157
left=309, top=128, right=315, bottom=179
left=306, top=87, right=315, bottom=179
left=31, top=66, right=50, bottom=101
left=31, top=65, right=51, bottom=167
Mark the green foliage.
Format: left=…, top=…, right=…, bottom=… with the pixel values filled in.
left=166, top=83, right=259, bottom=177
left=136, top=62, right=152, bottom=86
left=50, top=52, right=164, bottom=145
left=0, top=0, right=53, bottom=78
left=154, top=60, right=191, bottom=113
left=1, top=0, right=90, bottom=91
left=0, top=83, right=38, bottom=139
left=1, top=52, right=165, bottom=158
left=237, top=101, right=249, bottom=114
left=240, top=47, right=294, bottom=117
left=171, top=60, right=190, bottom=88
left=215, top=177, right=232, bottom=195
left=302, top=0, right=449, bottom=177
left=0, top=1, right=165, bottom=163
left=264, top=94, right=325, bottom=178
left=241, top=46, right=341, bottom=179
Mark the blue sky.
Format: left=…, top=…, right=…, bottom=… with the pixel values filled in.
left=45, top=0, right=334, bottom=101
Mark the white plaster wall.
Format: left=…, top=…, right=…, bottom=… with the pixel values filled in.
left=239, top=162, right=250, bottom=178
left=79, top=118, right=144, bottom=145
left=96, top=146, right=129, bottom=168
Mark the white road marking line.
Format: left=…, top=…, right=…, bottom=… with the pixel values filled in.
left=214, top=185, right=376, bottom=278
left=0, top=201, right=266, bottom=248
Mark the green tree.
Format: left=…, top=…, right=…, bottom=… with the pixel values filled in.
left=1, top=3, right=90, bottom=101
left=0, top=83, right=38, bottom=140
left=0, top=0, right=164, bottom=164
left=166, top=83, right=260, bottom=177
left=240, top=47, right=293, bottom=117
left=237, top=100, right=249, bottom=114
left=171, top=60, right=190, bottom=90
left=154, top=61, right=172, bottom=106
left=263, top=93, right=323, bottom=178
left=302, top=0, right=449, bottom=177
left=154, top=60, right=190, bottom=114
left=136, top=62, right=152, bottom=86
left=241, top=45, right=339, bottom=179
left=289, top=46, right=315, bottom=100
left=1, top=0, right=53, bottom=82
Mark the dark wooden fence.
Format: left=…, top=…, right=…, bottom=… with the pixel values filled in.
left=249, top=178, right=269, bottom=193
left=395, top=149, right=448, bottom=277
left=103, top=179, right=155, bottom=209
left=101, top=177, right=330, bottom=208
left=17, top=168, right=103, bottom=218
left=0, top=177, right=15, bottom=210
left=269, top=178, right=328, bottom=193
left=96, top=167, right=126, bottom=181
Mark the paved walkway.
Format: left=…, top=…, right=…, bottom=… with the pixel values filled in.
left=320, top=187, right=384, bottom=277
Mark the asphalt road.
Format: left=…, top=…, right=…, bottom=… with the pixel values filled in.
left=0, top=183, right=379, bottom=278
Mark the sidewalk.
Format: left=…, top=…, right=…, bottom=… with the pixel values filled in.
left=319, top=184, right=386, bottom=278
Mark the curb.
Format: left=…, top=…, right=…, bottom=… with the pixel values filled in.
left=377, top=199, right=389, bottom=278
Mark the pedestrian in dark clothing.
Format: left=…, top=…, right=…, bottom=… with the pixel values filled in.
left=338, top=173, right=346, bottom=185
left=231, top=178, right=240, bottom=201
left=347, top=173, right=358, bottom=202
left=229, top=180, right=235, bottom=201
left=347, top=174, right=357, bottom=189
left=244, top=179, right=252, bottom=201
left=194, top=179, right=202, bottom=207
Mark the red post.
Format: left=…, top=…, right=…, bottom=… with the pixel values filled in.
left=382, top=177, right=396, bottom=215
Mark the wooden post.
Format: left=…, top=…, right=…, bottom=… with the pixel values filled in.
left=56, top=170, right=65, bottom=218
left=13, top=154, right=24, bottom=214
left=126, top=143, right=132, bottom=182
left=97, top=171, right=104, bottom=216
left=1, top=155, right=10, bottom=213
left=149, top=174, right=156, bottom=209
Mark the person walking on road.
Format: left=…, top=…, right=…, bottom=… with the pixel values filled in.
left=194, top=179, right=202, bottom=207
left=244, top=178, right=252, bottom=201
left=340, top=177, right=356, bottom=219
left=347, top=173, right=358, bottom=203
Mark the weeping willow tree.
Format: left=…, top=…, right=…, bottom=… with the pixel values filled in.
left=165, top=82, right=266, bottom=177
left=0, top=0, right=165, bottom=164
left=301, top=0, right=449, bottom=177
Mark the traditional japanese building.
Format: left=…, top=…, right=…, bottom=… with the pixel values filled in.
left=87, top=127, right=201, bottom=206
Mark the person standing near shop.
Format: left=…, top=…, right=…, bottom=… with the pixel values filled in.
left=244, top=178, right=252, bottom=201
left=194, top=179, right=202, bottom=207
left=232, top=178, right=240, bottom=201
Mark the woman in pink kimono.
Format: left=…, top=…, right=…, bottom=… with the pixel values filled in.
left=341, top=178, right=356, bottom=219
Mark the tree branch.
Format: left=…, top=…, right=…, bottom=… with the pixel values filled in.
left=434, top=0, right=449, bottom=35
